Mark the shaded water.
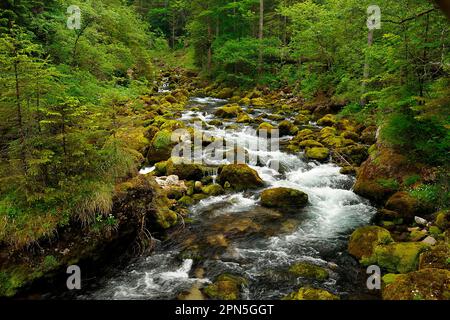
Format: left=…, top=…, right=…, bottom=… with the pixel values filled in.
left=80, top=96, right=377, bottom=300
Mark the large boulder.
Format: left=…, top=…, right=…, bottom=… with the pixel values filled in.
left=385, top=191, right=422, bottom=219
left=278, top=120, right=299, bottom=136
left=306, top=147, right=330, bottom=162
left=166, top=158, right=205, bottom=181
left=147, top=129, right=176, bottom=164
left=382, top=269, right=450, bottom=300
left=261, top=187, right=308, bottom=210
left=217, top=164, right=264, bottom=191
left=354, top=144, right=419, bottom=204
left=367, top=242, right=430, bottom=273
left=348, top=226, right=394, bottom=261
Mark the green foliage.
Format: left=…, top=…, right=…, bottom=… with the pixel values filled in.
left=0, top=0, right=159, bottom=249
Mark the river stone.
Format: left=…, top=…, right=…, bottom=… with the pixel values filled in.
left=217, top=164, right=264, bottom=191
left=260, top=188, right=308, bottom=210
left=203, top=274, right=247, bottom=300
left=214, top=104, right=242, bottom=118
left=283, top=287, right=339, bottom=300
left=306, top=147, right=330, bottom=162
left=348, top=226, right=394, bottom=261
left=288, top=263, right=329, bottom=280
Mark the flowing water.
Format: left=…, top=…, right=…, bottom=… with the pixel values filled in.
left=79, top=96, right=377, bottom=300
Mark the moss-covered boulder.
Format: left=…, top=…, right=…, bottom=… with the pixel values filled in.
left=165, top=158, right=205, bottom=181
left=201, top=184, right=225, bottom=196
left=306, top=147, right=330, bottom=162
left=354, top=144, right=419, bottom=204
left=288, top=263, right=329, bottom=281
left=257, top=122, right=277, bottom=136
left=261, top=188, right=308, bottom=210
left=419, top=244, right=450, bottom=270
left=147, top=129, right=177, bottom=164
left=382, top=268, right=450, bottom=300
left=385, top=192, right=421, bottom=219
left=292, top=129, right=315, bottom=143
left=178, top=196, right=194, bottom=207
left=217, top=164, right=264, bottom=191
left=317, top=114, right=337, bottom=127
left=283, top=287, right=339, bottom=300
left=298, top=140, right=323, bottom=149
left=236, top=113, right=253, bottom=124
left=214, top=104, right=243, bottom=118
left=115, top=175, right=178, bottom=230
left=366, top=242, right=430, bottom=273
left=251, top=97, right=265, bottom=106
left=348, top=226, right=394, bottom=261
left=203, top=274, right=247, bottom=300
left=294, top=114, right=311, bottom=125
left=278, top=120, right=299, bottom=136
left=341, top=131, right=360, bottom=142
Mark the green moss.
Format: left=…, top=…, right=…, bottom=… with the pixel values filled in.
left=201, top=184, right=225, bottom=196
left=156, top=209, right=178, bottom=229
left=306, top=147, right=330, bottom=162
left=283, top=287, right=339, bottom=300
left=217, top=164, right=264, bottom=191
left=382, top=268, right=450, bottom=300
left=166, top=158, right=205, bottom=181
left=258, top=122, right=277, bottom=134
left=260, top=187, right=308, bottom=209
left=214, top=104, right=243, bottom=118
left=348, top=226, right=394, bottom=260
left=382, top=273, right=401, bottom=285
left=429, top=226, right=442, bottom=238
left=203, top=274, right=247, bottom=300
left=178, top=196, right=194, bottom=207
left=377, top=179, right=400, bottom=191
left=369, top=242, right=430, bottom=274
left=317, top=114, right=337, bottom=126
left=154, top=161, right=167, bottom=176
left=236, top=113, right=253, bottom=124
left=435, top=210, right=450, bottom=230
left=403, top=174, right=421, bottom=187
left=278, top=120, right=299, bottom=136
left=289, top=263, right=329, bottom=281
left=299, top=140, right=324, bottom=149
left=42, top=255, right=59, bottom=271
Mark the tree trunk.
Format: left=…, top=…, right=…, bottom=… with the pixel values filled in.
left=207, top=19, right=212, bottom=74
left=13, top=57, right=27, bottom=171
left=361, top=29, right=373, bottom=105
left=258, top=0, right=264, bottom=75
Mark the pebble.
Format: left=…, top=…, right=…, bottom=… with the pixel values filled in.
left=415, top=216, right=428, bottom=226
left=422, top=236, right=437, bottom=245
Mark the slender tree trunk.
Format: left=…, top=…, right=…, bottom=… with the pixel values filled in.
left=258, top=0, right=264, bottom=75
left=361, top=29, right=373, bottom=105
left=13, top=57, right=27, bottom=171
left=207, top=18, right=212, bottom=74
